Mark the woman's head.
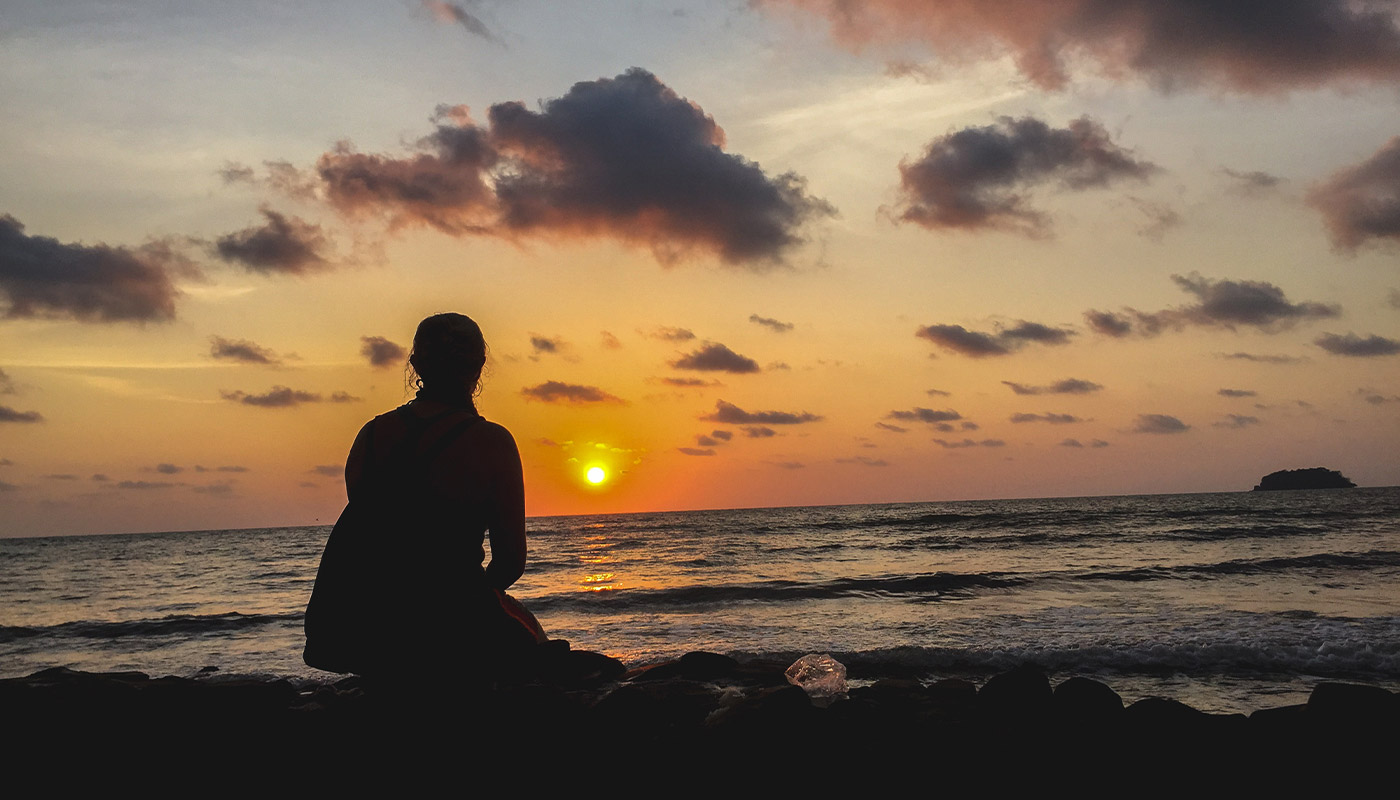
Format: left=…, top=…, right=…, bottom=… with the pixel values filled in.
left=407, top=313, right=488, bottom=398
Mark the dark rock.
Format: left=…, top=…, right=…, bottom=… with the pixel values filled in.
left=1054, top=676, right=1124, bottom=725
left=1253, top=467, right=1356, bottom=491
left=1307, top=682, right=1396, bottom=727
left=979, top=665, right=1052, bottom=719
left=629, top=651, right=739, bottom=682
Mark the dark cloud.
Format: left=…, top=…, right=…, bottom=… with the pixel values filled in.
left=710, top=430, right=733, bottom=441
left=210, top=335, right=281, bottom=365
left=113, top=480, right=178, bottom=490
left=1002, top=378, right=1103, bottom=395
left=875, top=422, right=908, bottom=433
left=695, top=434, right=722, bottom=447
left=311, top=465, right=343, bottom=477
left=887, top=407, right=962, bottom=423
left=960, top=421, right=980, bottom=431
left=749, top=313, right=794, bottom=332
left=916, top=320, right=1073, bottom=357
left=701, top=400, right=822, bottom=425
left=422, top=1, right=501, bottom=44
left=311, top=69, right=833, bottom=267
left=153, top=463, right=183, bottom=475
left=649, top=326, right=696, bottom=342
left=1129, top=197, right=1181, bottom=241
left=926, top=388, right=951, bottom=397
left=0, top=405, right=43, bottom=423
left=894, top=116, right=1155, bottom=236
left=1218, top=388, right=1257, bottom=398
left=219, top=163, right=256, bottom=184
left=770, top=461, right=805, bottom=469
left=196, top=465, right=250, bottom=473
left=1009, top=412, right=1084, bottom=424
left=659, top=377, right=721, bottom=388
left=1087, top=274, right=1338, bottom=337
left=1213, top=414, right=1261, bottom=429
left=1309, top=136, right=1400, bottom=251
left=0, top=458, right=13, bottom=466
left=192, top=483, right=235, bottom=495
left=1357, top=389, right=1400, bottom=405
left=221, top=386, right=357, bottom=408
left=520, top=381, right=625, bottom=404
left=530, top=335, right=566, bottom=355
left=1132, top=414, right=1190, bottom=434
left=600, top=331, right=622, bottom=349
left=1389, top=289, right=1400, bottom=309
left=43, top=474, right=78, bottom=480
left=678, top=447, right=716, bottom=456
left=0, top=481, right=17, bottom=491
left=0, top=214, right=182, bottom=323
left=1216, top=351, right=1305, bottom=364
left=837, top=456, right=890, bottom=467
left=1314, top=332, right=1400, bottom=357
left=769, top=0, right=1400, bottom=92
left=670, top=342, right=761, bottom=373
left=0, top=368, right=15, bottom=394
left=360, top=336, right=407, bottom=368
left=1223, top=168, right=1283, bottom=195
left=214, top=207, right=330, bottom=275
left=90, top=473, right=107, bottom=481
left=743, top=425, right=778, bottom=438
left=1061, top=438, right=1110, bottom=448
left=933, top=438, right=1005, bottom=449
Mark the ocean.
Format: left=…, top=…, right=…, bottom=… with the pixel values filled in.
left=3, top=488, right=1397, bottom=714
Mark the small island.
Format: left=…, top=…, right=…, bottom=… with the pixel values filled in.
left=1253, top=467, right=1357, bottom=491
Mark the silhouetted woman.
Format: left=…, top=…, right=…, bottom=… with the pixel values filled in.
left=305, top=313, right=542, bottom=681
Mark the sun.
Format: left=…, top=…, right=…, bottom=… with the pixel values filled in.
left=585, top=466, right=607, bottom=485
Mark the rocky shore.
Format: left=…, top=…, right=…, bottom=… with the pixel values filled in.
left=6, top=650, right=1396, bottom=783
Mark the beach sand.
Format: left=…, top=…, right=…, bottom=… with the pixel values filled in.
left=5, top=650, right=1395, bottom=785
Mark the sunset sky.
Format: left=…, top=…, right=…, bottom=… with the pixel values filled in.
left=3, top=1, right=1399, bottom=538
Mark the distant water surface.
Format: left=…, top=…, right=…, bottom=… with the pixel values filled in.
left=3, top=488, right=1397, bottom=714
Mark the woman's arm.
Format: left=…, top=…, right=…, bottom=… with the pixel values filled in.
left=484, top=426, right=526, bottom=590
left=343, top=420, right=375, bottom=502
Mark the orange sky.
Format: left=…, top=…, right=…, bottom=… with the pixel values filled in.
left=2, top=1, right=1399, bottom=537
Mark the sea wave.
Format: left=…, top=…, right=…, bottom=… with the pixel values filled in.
left=0, top=612, right=302, bottom=643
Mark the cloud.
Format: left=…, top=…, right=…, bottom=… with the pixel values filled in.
left=153, top=463, right=183, bottom=474
left=311, top=465, right=342, bottom=477
left=1309, top=136, right=1400, bottom=251
left=210, top=335, right=281, bottom=365
left=0, top=405, right=43, bottom=423
left=1009, top=412, right=1085, bottom=424
left=659, top=377, right=720, bottom=388
left=743, top=425, right=777, bottom=438
left=1131, top=414, right=1190, bottom=434
left=1357, top=388, right=1400, bottom=405
left=701, top=400, right=822, bottom=425
left=1002, top=378, right=1102, bottom=395
left=649, top=326, right=696, bottom=342
left=360, top=336, right=407, bottom=368
left=520, top=380, right=625, bottom=404
left=887, top=407, right=962, bottom=423
left=670, top=342, right=761, bottom=373
left=311, top=69, right=833, bottom=267
left=1314, top=332, right=1400, bottom=357
left=1086, top=273, right=1339, bottom=337
left=894, top=116, right=1155, bottom=236
left=770, top=461, right=805, bottom=469
left=926, top=388, right=951, bottom=397
left=875, top=422, right=908, bottom=433
left=837, top=456, right=890, bottom=467
left=933, top=438, right=1005, bottom=449
left=1060, top=438, right=1110, bottom=448
left=1217, top=388, right=1257, bottom=398
left=1216, top=351, right=1305, bottom=364
left=1129, top=196, right=1181, bottom=241
left=1390, top=289, right=1400, bottom=309
left=221, top=386, right=360, bottom=407
left=530, top=335, right=566, bottom=355
left=916, top=320, right=1073, bottom=357
left=1223, top=168, right=1283, bottom=195
left=0, top=368, right=14, bottom=394
left=600, top=331, right=621, bottom=349
left=0, top=214, right=182, bottom=323
left=749, top=313, right=794, bottom=332
left=1213, top=414, right=1261, bottom=429
left=196, top=465, right=249, bottom=473
left=678, top=447, right=716, bottom=456
left=422, top=1, right=501, bottom=44
left=214, top=207, right=330, bottom=275
left=710, top=430, right=733, bottom=441
left=766, top=0, right=1400, bottom=92
left=192, top=482, right=235, bottom=495
left=113, top=480, right=178, bottom=490
left=695, top=434, right=722, bottom=447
